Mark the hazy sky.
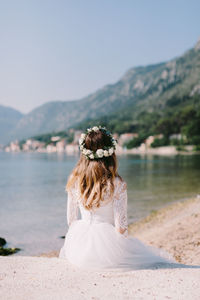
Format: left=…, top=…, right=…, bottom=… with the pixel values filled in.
left=0, top=0, right=200, bottom=114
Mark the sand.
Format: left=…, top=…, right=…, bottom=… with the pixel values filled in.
left=129, top=197, right=200, bottom=265
left=1, top=256, right=200, bottom=300
left=1, top=197, right=200, bottom=299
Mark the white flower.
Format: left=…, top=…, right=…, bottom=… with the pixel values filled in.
left=109, top=147, right=114, bottom=155
left=92, top=126, right=99, bottom=132
left=104, top=150, right=109, bottom=157
left=83, top=148, right=87, bottom=155
left=79, top=138, right=84, bottom=145
left=113, top=140, right=117, bottom=147
left=80, top=145, right=84, bottom=150
left=87, top=128, right=92, bottom=132
left=86, top=149, right=92, bottom=155
left=80, top=133, right=86, bottom=139
left=89, top=153, right=94, bottom=159
left=96, top=149, right=104, bottom=158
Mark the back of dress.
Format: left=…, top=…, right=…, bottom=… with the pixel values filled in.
left=59, top=175, right=176, bottom=270
left=66, top=176, right=128, bottom=236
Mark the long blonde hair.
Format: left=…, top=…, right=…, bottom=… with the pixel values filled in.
left=66, top=129, right=122, bottom=210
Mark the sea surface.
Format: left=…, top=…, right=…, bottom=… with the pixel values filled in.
left=0, top=151, right=200, bottom=256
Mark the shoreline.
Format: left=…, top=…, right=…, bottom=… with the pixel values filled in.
left=39, top=196, right=200, bottom=264
left=129, top=196, right=200, bottom=264
left=1, top=145, right=200, bottom=156
left=1, top=196, right=200, bottom=299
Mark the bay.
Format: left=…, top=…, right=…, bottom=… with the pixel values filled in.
left=0, top=152, right=200, bottom=256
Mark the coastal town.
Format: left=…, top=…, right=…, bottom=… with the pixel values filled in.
left=0, top=129, right=195, bottom=155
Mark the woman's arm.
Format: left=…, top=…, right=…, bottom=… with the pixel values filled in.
left=113, top=180, right=128, bottom=236
left=67, top=188, right=79, bottom=227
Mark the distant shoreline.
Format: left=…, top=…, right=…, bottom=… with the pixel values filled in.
left=1, top=145, right=200, bottom=156
left=116, top=145, right=200, bottom=156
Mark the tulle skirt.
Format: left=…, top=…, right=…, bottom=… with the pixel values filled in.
left=59, top=220, right=176, bottom=271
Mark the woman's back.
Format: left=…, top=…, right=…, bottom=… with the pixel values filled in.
left=79, top=200, right=114, bottom=225
left=68, top=176, right=128, bottom=235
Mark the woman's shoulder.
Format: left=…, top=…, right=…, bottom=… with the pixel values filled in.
left=114, top=175, right=127, bottom=185
left=66, top=178, right=80, bottom=199
left=114, top=175, right=127, bottom=191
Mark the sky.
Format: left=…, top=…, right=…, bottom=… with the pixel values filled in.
left=0, top=0, right=200, bottom=114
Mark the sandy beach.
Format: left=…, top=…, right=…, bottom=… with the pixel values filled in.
left=129, top=196, right=200, bottom=265
left=1, top=196, right=200, bottom=299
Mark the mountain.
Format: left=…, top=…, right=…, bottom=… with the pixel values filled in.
left=76, top=39, right=200, bottom=136
left=2, top=39, right=200, bottom=144
left=0, top=105, right=24, bottom=144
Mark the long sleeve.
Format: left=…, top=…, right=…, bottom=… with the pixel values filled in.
left=67, top=188, right=79, bottom=227
left=113, top=179, right=128, bottom=237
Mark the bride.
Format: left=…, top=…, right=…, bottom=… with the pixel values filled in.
left=59, top=126, right=175, bottom=270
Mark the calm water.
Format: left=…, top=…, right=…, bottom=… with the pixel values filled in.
left=0, top=152, right=200, bottom=256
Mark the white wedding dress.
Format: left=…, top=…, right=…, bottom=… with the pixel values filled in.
left=59, top=177, right=175, bottom=270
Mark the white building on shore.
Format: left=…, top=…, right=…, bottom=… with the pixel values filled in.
left=56, top=139, right=67, bottom=152
left=65, top=143, right=79, bottom=155
left=5, top=140, right=20, bottom=152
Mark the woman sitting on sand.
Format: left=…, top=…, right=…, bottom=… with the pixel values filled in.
left=59, top=126, right=175, bottom=270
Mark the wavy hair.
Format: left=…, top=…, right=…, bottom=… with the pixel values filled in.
left=66, top=129, right=122, bottom=210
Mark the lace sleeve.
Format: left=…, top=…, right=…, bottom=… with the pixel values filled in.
left=113, top=179, right=128, bottom=237
left=67, top=188, right=79, bottom=227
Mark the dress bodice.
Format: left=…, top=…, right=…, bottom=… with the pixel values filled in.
left=66, top=176, right=128, bottom=236
left=79, top=201, right=115, bottom=225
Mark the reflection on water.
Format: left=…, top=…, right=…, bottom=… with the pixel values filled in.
left=120, top=154, right=200, bottom=221
left=0, top=152, right=200, bottom=256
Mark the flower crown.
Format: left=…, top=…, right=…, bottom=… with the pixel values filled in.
left=79, top=126, right=117, bottom=160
